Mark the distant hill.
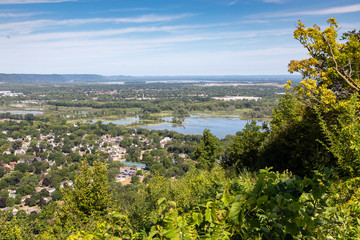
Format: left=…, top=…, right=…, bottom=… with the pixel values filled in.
left=0, top=74, right=66, bottom=84
left=0, top=73, right=301, bottom=84
left=0, top=73, right=107, bottom=84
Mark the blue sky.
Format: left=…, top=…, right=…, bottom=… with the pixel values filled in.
left=0, top=0, right=359, bottom=76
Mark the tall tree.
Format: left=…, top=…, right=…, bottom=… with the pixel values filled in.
left=288, top=18, right=360, bottom=111
left=194, top=129, right=221, bottom=170
left=223, top=121, right=267, bottom=172
left=286, top=18, right=360, bottom=176
left=60, top=157, right=111, bottom=226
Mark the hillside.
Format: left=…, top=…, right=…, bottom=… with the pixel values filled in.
left=0, top=73, right=300, bottom=84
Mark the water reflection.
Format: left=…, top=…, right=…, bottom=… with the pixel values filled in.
left=142, top=115, right=262, bottom=138
left=97, top=115, right=263, bottom=139
left=0, top=110, right=43, bottom=115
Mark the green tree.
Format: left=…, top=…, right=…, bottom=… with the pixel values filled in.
left=131, top=175, right=140, bottom=184
left=15, top=194, right=21, bottom=204
left=6, top=197, right=15, bottom=207
left=261, top=99, right=334, bottom=176
left=19, top=174, right=40, bottom=188
left=40, top=189, right=50, bottom=198
left=0, top=197, right=6, bottom=208
left=14, top=163, right=29, bottom=173
left=52, top=189, right=62, bottom=201
left=25, top=196, right=37, bottom=207
left=0, top=168, right=8, bottom=178
left=318, top=95, right=360, bottom=176
left=287, top=18, right=360, bottom=176
left=223, top=121, right=267, bottom=172
left=24, top=113, right=35, bottom=121
left=194, top=129, right=221, bottom=170
left=126, top=146, right=140, bottom=162
left=61, top=158, right=111, bottom=221
left=120, top=137, right=132, bottom=148
left=11, top=141, right=22, bottom=150
left=288, top=18, right=360, bottom=111
left=16, top=186, right=33, bottom=196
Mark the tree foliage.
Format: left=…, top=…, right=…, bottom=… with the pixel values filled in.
left=194, top=129, right=221, bottom=170
left=222, top=121, right=267, bottom=172
left=288, top=18, right=360, bottom=111
left=278, top=18, right=360, bottom=175
left=318, top=94, right=360, bottom=176
left=59, top=157, right=111, bottom=228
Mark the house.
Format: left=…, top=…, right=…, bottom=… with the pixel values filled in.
left=2, top=164, right=11, bottom=170
left=45, top=187, right=56, bottom=195
left=19, top=206, right=40, bottom=214
left=14, top=148, right=26, bottom=155
left=43, top=197, right=52, bottom=204
left=60, top=180, right=74, bottom=188
left=160, top=137, right=172, bottom=144
left=8, top=190, right=16, bottom=199
left=21, top=195, right=31, bottom=202
left=9, top=162, right=17, bottom=170
left=160, top=137, right=172, bottom=148
left=0, top=207, right=18, bottom=215
left=40, top=135, right=48, bottom=140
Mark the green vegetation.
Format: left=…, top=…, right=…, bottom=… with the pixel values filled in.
left=194, top=129, right=221, bottom=170
left=0, top=80, right=283, bottom=123
left=0, top=18, right=359, bottom=239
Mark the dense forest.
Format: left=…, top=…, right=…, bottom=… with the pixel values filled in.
left=0, top=19, right=360, bottom=239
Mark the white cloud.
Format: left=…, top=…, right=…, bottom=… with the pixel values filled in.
left=228, top=1, right=238, bottom=6
left=341, top=22, right=360, bottom=30
left=0, top=0, right=76, bottom=4
left=0, top=4, right=299, bottom=75
left=292, top=3, right=360, bottom=16
left=0, top=12, right=37, bottom=17
left=0, top=13, right=194, bottom=35
left=2, top=23, right=292, bottom=46
left=0, top=43, right=304, bottom=75
left=255, top=3, right=360, bottom=18
left=262, top=0, right=284, bottom=3
left=11, top=25, right=193, bottom=41
left=105, top=8, right=162, bottom=12
left=0, top=24, right=294, bottom=74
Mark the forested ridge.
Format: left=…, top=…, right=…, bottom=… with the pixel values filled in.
left=0, top=19, right=360, bottom=239
left=0, top=73, right=299, bottom=84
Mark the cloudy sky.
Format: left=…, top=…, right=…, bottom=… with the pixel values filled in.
left=0, top=0, right=359, bottom=75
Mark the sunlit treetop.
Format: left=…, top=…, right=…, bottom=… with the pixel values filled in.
left=288, top=18, right=360, bottom=112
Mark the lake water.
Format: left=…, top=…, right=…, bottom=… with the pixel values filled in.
left=0, top=110, right=43, bottom=115
left=142, top=115, right=262, bottom=138
left=99, top=115, right=263, bottom=139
